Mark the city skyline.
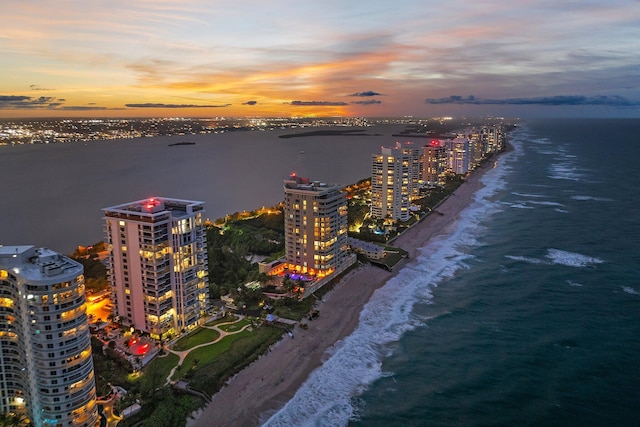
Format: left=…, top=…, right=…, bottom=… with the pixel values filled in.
left=2, top=1, right=639, bottom=119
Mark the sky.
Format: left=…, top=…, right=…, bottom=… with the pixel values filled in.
left=1, top=0, right=639, bottom=119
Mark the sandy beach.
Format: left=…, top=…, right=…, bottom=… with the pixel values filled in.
left=189, top=156, right=497, bottom=427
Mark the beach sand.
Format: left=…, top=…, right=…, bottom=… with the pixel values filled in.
left=189, top=156, right=498, bottom=427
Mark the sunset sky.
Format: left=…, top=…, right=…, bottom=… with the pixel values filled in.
left=1, top=0, right=639, bottom=118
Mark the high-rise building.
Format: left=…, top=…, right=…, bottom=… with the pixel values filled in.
left=283, top=174, right=349, bottom=278
left=371, top=142, right=420, bottom=221
left=422, top=139, right=448, bottom=186
left=0, top=246, right=99, bottom=427
left=103, top=197, right=209, bottom=340
left=447, top=136, right=470, bottom=175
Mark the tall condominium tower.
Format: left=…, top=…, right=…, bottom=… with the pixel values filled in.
left=0, top=246, right=99, bottom=427
left=103, top=197, right=209, bottom=340
left=422, top=139, right=448, bottom=186
left=447, top=136, right=471, bottom=175
left=283, top=174, right=349, bottom=278
left=371, top=142, right=420, bottom=221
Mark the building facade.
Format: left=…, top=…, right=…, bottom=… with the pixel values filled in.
left=103, top=197, right=209, bottom=340
left=0, top=246, right=98, bottom=427
left=283, top=174, right=349, bottom=278
left=422, top=139, right=448, bottom=186
left=371, top=142, right=421, bottom=221
left=447, top=136, right=471, bottom=175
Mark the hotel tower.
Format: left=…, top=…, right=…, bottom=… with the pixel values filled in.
left=103, top=197, right=209, bottom=340
left=283, top=174, right=349, bottom=279
left=0, top=246, right=99, bottom=427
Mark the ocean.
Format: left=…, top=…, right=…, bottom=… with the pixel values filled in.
left=262, top=119, right=640, bottom=427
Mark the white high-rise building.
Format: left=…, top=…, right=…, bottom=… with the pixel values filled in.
left=103, top=197, right=209, bottom=340
left=283, top=174, right=349, bottom=278
left=371, top=142, right=420, bottom=221
left=447, top=136, right=470, bottom=175
left=0, top=246, right=99, bottom=427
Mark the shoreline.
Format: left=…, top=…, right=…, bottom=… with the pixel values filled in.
left=189, top=151, right=504, bottom=427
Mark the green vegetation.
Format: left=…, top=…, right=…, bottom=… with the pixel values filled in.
left=218, top=318, right=250, bottom=333
left=142, top=353, right=180, bottom=388
left=172, top=328, right=220, bottom=351
left=207, top=207, right=285, bottom=300
left=119, top=388, right=201, bottom=427
left=0, top=412, right=28, bottom=426
left=91, top=337, right=133, bottom=396
left=71, top=241, right=109, bottom=293
left=181, top=325, right=284, bottom=395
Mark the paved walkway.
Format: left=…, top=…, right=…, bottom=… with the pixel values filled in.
left=163, top=316, right=254, bottom=384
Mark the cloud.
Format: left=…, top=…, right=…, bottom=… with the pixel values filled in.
left=348, top=90, right=384, bottom=97
left=351, top=99, right=382, bottom=105
left=60, top=106, right=118, bottom=111
left=30, top=84, right=54, bottom=91
left=0, top=95, right=59, bottom=109
left=289, top=100, right=349, bottom=106
left=0, top=94, right=123, bottom=110
left=242, top=100, right=258, bottom=105
left=125, top=103, right=231, bottom=108
left=425, top=95, right=640, bottom=106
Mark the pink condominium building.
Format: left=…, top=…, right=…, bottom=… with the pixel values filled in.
left=103, top=197, right=209, bottom=340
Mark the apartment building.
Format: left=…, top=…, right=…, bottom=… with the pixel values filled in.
left=283, top=174, right=349, bottom=278
left=371, top=142, right=421, bottom=221
left=422, top=139, right=448, bottom=186
left=103, top=197, right=208, bottom=340
left=0, top=246, right=98, bottom=427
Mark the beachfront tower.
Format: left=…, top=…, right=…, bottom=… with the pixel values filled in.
left=0, top=246, right=99, bottom=427
left=371, top=142, right=421, bottom=221
left=447, top=136, right=471, bottom=175
left=422, top=139, right=448, bottom=186
left=283, top=174, right=349, bottom=279
left=103, top=197, right=209, bottom=340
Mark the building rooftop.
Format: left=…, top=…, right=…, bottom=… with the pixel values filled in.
left=283, top=173, right=342, bottom=193
left=103, top=197, right=205, bottom=220
left=0, top=245, right=82, bottom=282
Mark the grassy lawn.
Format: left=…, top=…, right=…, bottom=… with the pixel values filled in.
left=172, top=330, right=252, bottom=380
left=218, top=318, right=250, bottom=332
left=185, top=325, right=284, bottom=395
left=144, top=352, right=180, bottom=383
left=205, top=314, right=238, bottom=326
left=172, top=328, right=220, bottom=351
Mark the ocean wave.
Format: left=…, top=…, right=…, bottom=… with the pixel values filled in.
left=261, top=126, right=524, bottom=427
left=554, top=208, right=569, bottom=213
left=527, top=200, right=565, bottom=207
left=505, top=255, right=545, bottom=264
left=505, top=249, right=604, bottom=268
left=622, top=286, right=639, bottom=296
left=508, top=203, right=535, bottom=209
left=548, top=163, right=583, bottom=181
left=512, top=192, right=546, bottom=198
left=567, top=280, right=583, bottom=287
left=545, top=249, right=604, bottom=267
left=571, top=195, right=613, bottom=202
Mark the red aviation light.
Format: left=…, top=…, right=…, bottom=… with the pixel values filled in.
left=430, top=139, right=440, bottom=147
left=145, top=197, right=159, bottom=210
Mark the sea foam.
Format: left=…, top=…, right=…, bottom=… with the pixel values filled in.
left=545, top=249, right=604, bottom=267
left=505, top=249, right=604, bottom=268
left=261, top=129, right=524, bottom=427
